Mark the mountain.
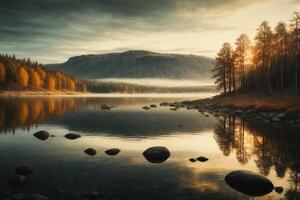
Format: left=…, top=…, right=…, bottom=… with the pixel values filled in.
left=46, top=50, right=214, bottom=79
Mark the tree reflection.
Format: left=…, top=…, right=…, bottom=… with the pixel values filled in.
left=0, top=97, right=84, bottom=133
left=214, top=114, right=300, bottom=197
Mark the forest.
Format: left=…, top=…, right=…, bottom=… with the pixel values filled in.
left=213, top=11, right=300, bottom=94
left=0, top=54, right=86, bottom=92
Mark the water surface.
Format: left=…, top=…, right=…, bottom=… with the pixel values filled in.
left=0, top=94, right=299, bottom=200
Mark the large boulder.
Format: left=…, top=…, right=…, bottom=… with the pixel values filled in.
left=64, top=133, right=81, bottom=140
left=14, top=165, right=34, bottom=176
left=105, top=148, right=121, bottom=156
left=33, top=131, right=49, bottom=141
left=225, top=170, right=274, bottom=196
left=143, top=146, right=170, bottom=163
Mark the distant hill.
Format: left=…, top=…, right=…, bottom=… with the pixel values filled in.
left=46, top=50, right=214, bottom=79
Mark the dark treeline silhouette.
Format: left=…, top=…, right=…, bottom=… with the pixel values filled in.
left=214, top=114, right=300, bottom=199
left=0, top=54, right=87, bottom=92
left=213, top=12, right=300, bottom=94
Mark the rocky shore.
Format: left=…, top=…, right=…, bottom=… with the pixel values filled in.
left=158, top=94, right=300, bottom=128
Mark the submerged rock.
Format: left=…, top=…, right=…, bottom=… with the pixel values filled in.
left=189, top=158, right=197, bottom=162
left=33, top=131, right=49, bottom=141
left=225, top=170, right=274, bottom=196
left=142, top=106, right=150, bottom=110
left=196, top=156, right=209, bottom=162
left=143, top=146, right=170, bottom=163
left=274, top=186, right=284, bottom=194
left=64, top=133, right=81, bottom=140
left=160, top=102, right=169, bottom=106
left=101, top=104, right=113, bottom=110
left=84, top=148, right=97, bottom=156
left=10, top=193, right=48, bottom=200
left=9, top=176, right=27, bottom=187
left=105, top=148, right=121, bottom=156
left=14, top=165, right=34, bottom=176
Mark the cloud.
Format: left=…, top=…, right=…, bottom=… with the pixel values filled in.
left=0, top=0, right=285, bottom=63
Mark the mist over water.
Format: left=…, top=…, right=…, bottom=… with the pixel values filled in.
left=92, top=78, right=215, bottom=87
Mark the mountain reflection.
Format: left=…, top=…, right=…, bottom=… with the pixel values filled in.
left=214, top=115, right=300, bottom=197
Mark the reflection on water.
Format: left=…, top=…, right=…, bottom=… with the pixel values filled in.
left=0, top=96, right=299, bottom=200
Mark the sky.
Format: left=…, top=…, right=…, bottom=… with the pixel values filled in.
left=0, top=0, right=299, bottom=64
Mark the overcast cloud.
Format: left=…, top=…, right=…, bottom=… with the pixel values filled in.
left=0, top=0, right=299, bottom=63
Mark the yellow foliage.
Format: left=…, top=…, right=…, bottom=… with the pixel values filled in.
left=29, top=69, right=42, bottom=89
left=67, top=78, right=76, bottom=91
left=17, top=67, right=29, bottom=88
left=46, top=75, right=56, bottom=91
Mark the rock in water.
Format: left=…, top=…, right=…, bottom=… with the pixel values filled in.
left=142, top=106, right=150, bottom=110
left=33, top=131, right=49, bottom=141
left=105, top=148, right=121, bottom=156
left=10, top=193, right=48, bottom=200
left=225, top=170, right=274, bottom=196
left=84, top=148, right=97, bottom=156
left=101, top=104, right=113, bottom=110
left=14, top=165, right=34, bottom=176
left=9, top=176, right=27, bottom=187
left=274, top=186, right=284, bottom=194
left=196, top=156, right=209, bottom=162
left=64, top=133, right=81, bottom=140
left=150, top=104, right=157, bottom=108
left=143, top=146, right=170, bottom=163
left=189, top=158, right=197, bottom=162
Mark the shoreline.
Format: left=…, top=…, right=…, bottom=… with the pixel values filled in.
left=180, top=92, right=300, bottom=128
left=0, top=90, right=90, bottom=97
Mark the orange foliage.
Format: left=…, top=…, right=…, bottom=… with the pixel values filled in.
left=46, top=75, right=56, bottom=91
left=0, top=63, right=5, bottom=83
left=17, top=67, right=29, bottom=88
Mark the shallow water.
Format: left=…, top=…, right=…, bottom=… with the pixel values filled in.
left=0, top=94, right=299, bottom=200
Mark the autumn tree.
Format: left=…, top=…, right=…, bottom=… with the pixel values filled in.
left=17, top=67, right=29, bottom=88
left=253, top=21, right=274, bottom=92
left=46, top=75, right=56, bottom=91
left=234, top=34, right=251, bottom=90
left=29, top=69, right=42, bottom=90
left=213, top=42, right=235, bottom=95
left=0, top=63, right=5, bottom=84
left=290, top=11, right=300, bottom=89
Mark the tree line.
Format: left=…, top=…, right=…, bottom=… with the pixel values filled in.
left=0, top=54, right=87, bottom=92
left=213, top=12, right=300, bottom=94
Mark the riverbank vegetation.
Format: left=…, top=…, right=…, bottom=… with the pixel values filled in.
left=0, top=54, right=87, bottom=92
left=213, top=11, right=300, bottom=94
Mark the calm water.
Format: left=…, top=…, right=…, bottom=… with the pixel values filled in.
left=0, top=94, right=299, bottom=200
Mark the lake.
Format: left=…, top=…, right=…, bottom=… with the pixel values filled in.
left=0, top=94, right=299, bottom=200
